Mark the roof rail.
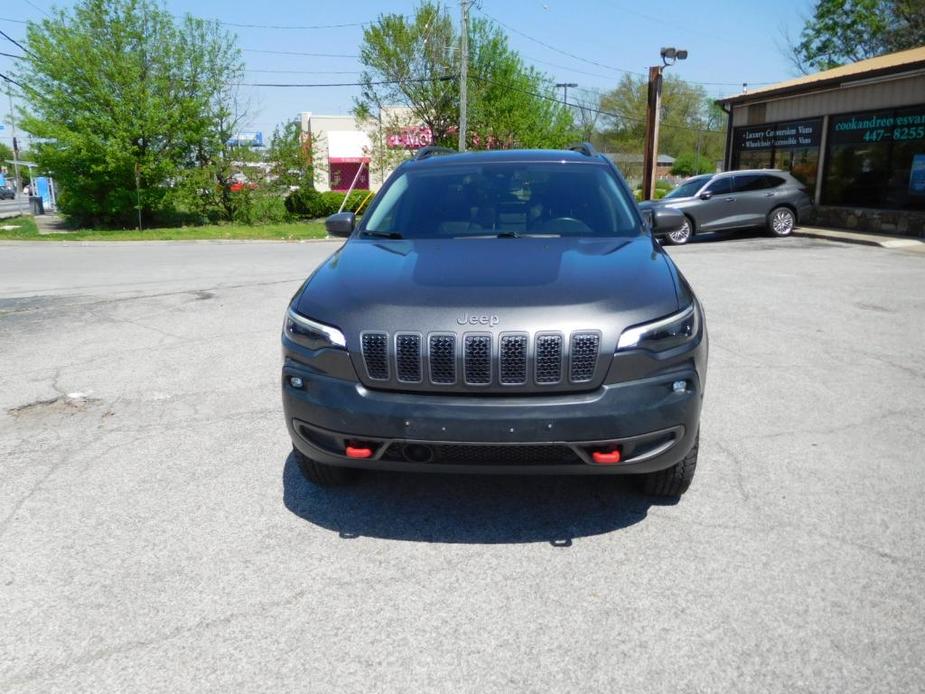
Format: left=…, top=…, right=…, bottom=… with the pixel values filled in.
left=567, top=142, right=599, bottom=157
left=414, top=145, right=457, bottom=160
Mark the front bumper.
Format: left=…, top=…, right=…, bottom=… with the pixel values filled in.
left=282, top=363, right=704, bottom=475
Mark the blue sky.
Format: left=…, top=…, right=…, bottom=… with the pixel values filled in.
left=0, top=0, right=812, bottom=145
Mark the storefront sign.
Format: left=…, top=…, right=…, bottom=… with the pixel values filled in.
left=829, top=106, right=925, bottom=145
left=734, top=119, right=821, bottom=151
left=386, top=126, right=433, bottom=149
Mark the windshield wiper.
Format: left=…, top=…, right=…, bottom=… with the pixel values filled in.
left=362, top=231, right=404, bottom=239
left=496, top=231, right=519, bottom=238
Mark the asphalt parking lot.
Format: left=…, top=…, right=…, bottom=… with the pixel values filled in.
left=1, top=233, right=923, bottom=692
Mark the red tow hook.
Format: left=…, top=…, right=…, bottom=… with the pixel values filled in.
left=345, top=443, right=374, bottom=459
left=592, top=448, right=622, bottom=465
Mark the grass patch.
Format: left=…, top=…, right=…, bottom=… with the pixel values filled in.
left=0, top=217, right=328, bottom=241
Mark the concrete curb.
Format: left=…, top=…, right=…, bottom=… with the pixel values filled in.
left=794, top=227, right=925, bottom=249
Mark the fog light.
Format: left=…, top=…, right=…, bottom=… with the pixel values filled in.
left=672, top=380, right=687, bottom=393
left=289, top=376, right=304, bottom=389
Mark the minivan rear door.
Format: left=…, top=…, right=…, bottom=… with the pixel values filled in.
left=695, top=176, right=738, bottom=231
left=728, top=173, right=776, bottom=228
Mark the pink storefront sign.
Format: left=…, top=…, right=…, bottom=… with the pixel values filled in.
left=386, top=127, right=434, bottom=149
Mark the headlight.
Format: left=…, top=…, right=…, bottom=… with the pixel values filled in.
left=284, top=308, right=347, bottom=350
left=617, top=303, right=698, bottom=352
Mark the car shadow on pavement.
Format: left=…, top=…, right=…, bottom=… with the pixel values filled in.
left=282, top=452, right=669, bottom=545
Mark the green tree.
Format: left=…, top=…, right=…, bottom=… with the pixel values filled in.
left=266, top=120, right=313, bottom=191
left=671, top=152, right=714, bottom=177
left=789, top=0, right=925, bottom=72
left=355, top=1, right=572, bottom=150
left=598, top=74, right=724, bottom=165
left=16, top=0, right=244, bottom=227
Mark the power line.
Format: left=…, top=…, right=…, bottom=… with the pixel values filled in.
left=469, top=72, right=721, bottom=134
left=212, top=19, right=367, bottom=30
left=0, top=50, right=25, bottom=59
left=0, top=70, right=24, bottom=88
left=234, top=76, right=454, bottom=88
left=476, top=8, right=644, bottom=77
left=476, top=8, right=771, bottom=90
left=246, top=69, right=363, bottom=75
left=242, top=48, right=359, bottom=59
left=0, top=29, right=34, bottom=58
left=21, top=0, right=49, bottom=18
left=0, top=17, right=29, bottom=24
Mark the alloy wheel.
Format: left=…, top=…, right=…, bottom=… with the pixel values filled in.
left=668, top=219, right=691, bottom=245
left=771, top=208, right=795, bottom=236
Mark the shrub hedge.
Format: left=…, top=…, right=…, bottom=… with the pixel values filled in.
left=285, top=188, right=370, bottom=219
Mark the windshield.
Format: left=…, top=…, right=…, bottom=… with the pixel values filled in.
left=663, top=175, right=711, bottom=199
left=361, top=162, right=641, bottom=239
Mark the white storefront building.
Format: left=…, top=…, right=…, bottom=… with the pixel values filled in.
left=299, top=107, right=433, bottom=192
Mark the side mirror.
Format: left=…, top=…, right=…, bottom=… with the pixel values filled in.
left=325, top=212, right=355, bottom=238
left=699, top=191, right=712, bottom=200
left=650, top=206, right=686, bottom=235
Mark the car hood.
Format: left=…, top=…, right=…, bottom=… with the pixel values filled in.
left=296, top=236, right=681, bottom=345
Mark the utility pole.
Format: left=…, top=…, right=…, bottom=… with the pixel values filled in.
left=555, top=82, right=578, bottom=106
left=458, top=0, right=469, bottom=152
left=642, top=47, right=687, bottom=200
left=695, top=131, right=703, bottom=175
left=641, top=65, right=662, bottom=201
left=7, top=84, right=24, bottom=215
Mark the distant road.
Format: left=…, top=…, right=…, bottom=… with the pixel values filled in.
left=0, top=195, right=34, bottom=219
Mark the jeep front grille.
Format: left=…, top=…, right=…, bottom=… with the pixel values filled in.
left=499, top=334, right=528, bottom=385
left=359, top=330, right=601, bottom=389
left=569, top=332, right=601, bottom=383
left=464, top=334, right=492, bottom=385
left=361, top=332, right=389, bottom=380
left=395, top=333, right=422, bottom=382
left=535, top=334, right=563, bottom=384
left=428, top=334, right=456, bottom=384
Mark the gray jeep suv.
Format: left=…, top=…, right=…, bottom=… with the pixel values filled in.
left=282, top=145, right=708, bottom=497
left=642, top=169, right=813, bottom=245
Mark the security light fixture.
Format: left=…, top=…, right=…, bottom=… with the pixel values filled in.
left=660, top=47, right=688, bottom=65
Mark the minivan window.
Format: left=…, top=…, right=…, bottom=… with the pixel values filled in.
left=663, top=175, right=711, bottom=199
left=705, top=177, right=734, bottom=195
left=362, top=163, right=641, bottom=239
left=733, top=174, right=769, bottom=192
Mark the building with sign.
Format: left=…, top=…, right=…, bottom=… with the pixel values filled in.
left=299, top=107, right=432, bottom=192
left=717, top=46, right=925, bottom=235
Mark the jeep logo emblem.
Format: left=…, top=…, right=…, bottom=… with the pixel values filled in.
left=457, top=313, right=500, bottom=327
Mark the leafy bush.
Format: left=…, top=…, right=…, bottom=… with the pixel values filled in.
left=633, top=183, right=673, bottom=201
left=228, top=188, right=291, bottom=225
left=285, top=188, right=370, bottom=218
left=671, top=152, right=713, bottom=177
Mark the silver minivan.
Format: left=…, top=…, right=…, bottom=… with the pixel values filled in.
left=642, top=169, right=813, bottom=245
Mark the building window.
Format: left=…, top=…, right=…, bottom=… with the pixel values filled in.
left=731, top=118, right=822, bottom=195
left=822, top=105, right=925, bottom=210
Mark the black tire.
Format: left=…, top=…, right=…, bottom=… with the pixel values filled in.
left=639, top=432, right=698, bottom=497
left=767, top=206, right=796, bottom=237
left=292, top=447, right=359, bottom=486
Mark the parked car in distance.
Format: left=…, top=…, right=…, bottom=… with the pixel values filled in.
left=0, top=186, right=15, bottom=200
left=281, top=144, right=708, bottom=498
left=640, top=169, right=813, bottom=245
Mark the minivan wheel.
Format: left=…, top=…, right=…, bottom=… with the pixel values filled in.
left=666, top=217, right=692, bottom=245
left=768, top=206, right=795, bottom=236
left=639, top=432, right=698, bottom=497
left=292, top=447, right=359, bottom=486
